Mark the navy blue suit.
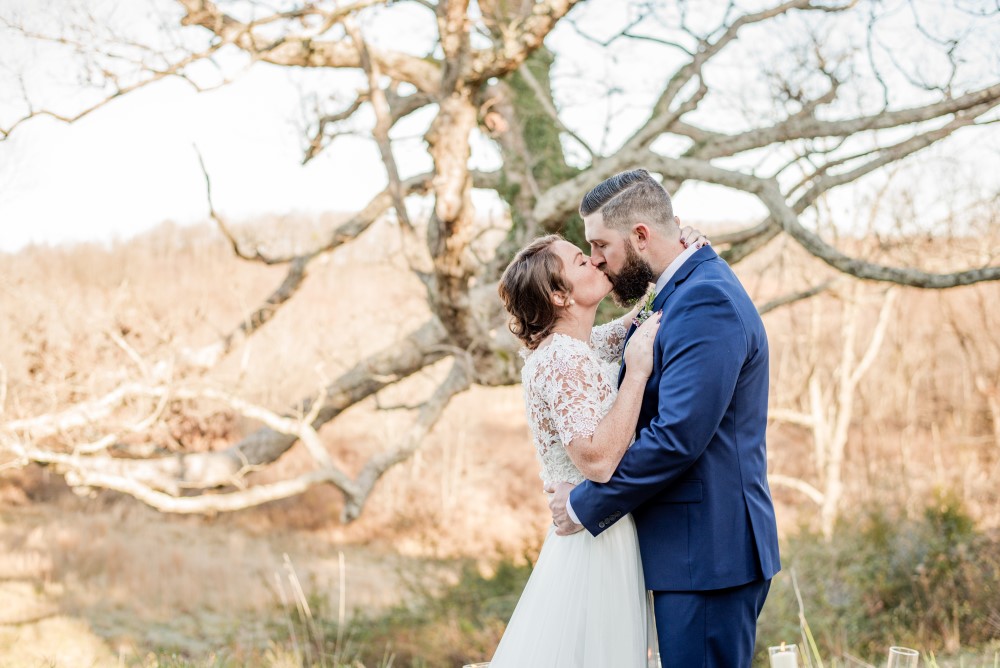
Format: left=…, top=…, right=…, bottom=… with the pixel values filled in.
left=569, top=246, right=780, bottom=666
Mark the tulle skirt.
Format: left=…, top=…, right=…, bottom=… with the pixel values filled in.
left=489, top=513, right=659, bottom=667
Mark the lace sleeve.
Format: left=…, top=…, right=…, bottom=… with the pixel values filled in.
left=540, top=343, right=605, bottom=445
left=590, top=318, right=629, bottom=363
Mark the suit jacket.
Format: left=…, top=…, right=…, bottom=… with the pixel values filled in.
left=569, top=246, right=780, bottom=591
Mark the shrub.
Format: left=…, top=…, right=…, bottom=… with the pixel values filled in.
left=758, top=492, right=1000, bottom=662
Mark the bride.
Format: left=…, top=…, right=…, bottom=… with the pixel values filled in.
left=491, top=229, right=706, bottom=667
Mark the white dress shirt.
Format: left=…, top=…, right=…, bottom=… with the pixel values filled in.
left=564, top=244, right=700, bottom=526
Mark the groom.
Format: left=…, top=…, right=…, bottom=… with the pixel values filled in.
left=548, top=168, right=781, bottom=667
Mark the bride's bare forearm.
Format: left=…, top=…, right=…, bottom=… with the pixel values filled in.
left=567, top=372, right=647, bottom=483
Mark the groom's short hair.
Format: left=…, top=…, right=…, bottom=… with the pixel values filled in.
left=579, top=168, right=674, bottom=232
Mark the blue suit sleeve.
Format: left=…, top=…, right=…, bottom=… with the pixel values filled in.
left=569, top=283, right=748, bottom=535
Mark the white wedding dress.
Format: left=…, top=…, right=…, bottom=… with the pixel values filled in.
left=489, top=321, right=659, bottom=668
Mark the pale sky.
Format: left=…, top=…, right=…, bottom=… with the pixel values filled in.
left=0, top=61, right=402, bottom=251
left=0, top=0, right=997, bottom=252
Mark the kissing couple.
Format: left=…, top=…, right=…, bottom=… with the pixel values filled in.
left=490, top=168, right=781, bottom=667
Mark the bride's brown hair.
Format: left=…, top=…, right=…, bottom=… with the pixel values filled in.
left=498, top=234, right=572, bottom=350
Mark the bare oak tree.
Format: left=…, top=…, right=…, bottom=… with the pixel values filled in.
left=1, top=0, right=999, bottom=519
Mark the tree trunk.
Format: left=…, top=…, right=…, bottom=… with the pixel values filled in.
left=484, top=47, right=579, bottom=275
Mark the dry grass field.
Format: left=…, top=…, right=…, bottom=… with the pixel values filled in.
left=1, top=217, right=998, bottom=665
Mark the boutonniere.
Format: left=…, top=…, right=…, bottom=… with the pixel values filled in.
left=633, top=286, right=657, bottom=326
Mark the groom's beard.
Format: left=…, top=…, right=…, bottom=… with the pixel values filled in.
left=608, top=240, right=656, bottom=307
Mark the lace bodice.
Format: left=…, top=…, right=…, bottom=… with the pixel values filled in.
left=520, top=319, right=628, bottom=485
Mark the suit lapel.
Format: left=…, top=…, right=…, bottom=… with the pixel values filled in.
left=652, top=245, right=717, bottom=310
left=616, top=246, right=718, bottom=387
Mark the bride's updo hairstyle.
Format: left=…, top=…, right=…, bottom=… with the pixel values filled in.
left=498, top=234, right=572, bottom=350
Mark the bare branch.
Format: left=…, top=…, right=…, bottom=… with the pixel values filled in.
left=187, top=255, right=312, bottom=368
left=535, top=78, right=998, bottom=276
left=179, top=164, right=438, bottom=369
left=196, top=146, right=287, bottom=265
left=175, top=0, right=442, bottom=93
left=690, top=82, right=1000, bottom=160
left=345, top=20, right=412, bottom=231
left=343, top=19, right=437, bottom=285
left=784, top=57, right=842, bottom=123
left=754, top=176, right=1000, bottom=288
left=36, top=449, right=356, bottom=514
left=618, top=31, right=694, bottom=56
left=178, top=385, right=345, bottom=480
left=0, top=41, right=227, bottom=140
left=769, top=408, right=815, bottom=429
left=849, top=288, right=898, bottom=386
left=757, top=279, right=837, bottom=315
left=303, top=91, right=368, bottom=164
left=311, top=171, right=434, bottom=256
left=560, top=5, right=695, bottom=56
left=107, top=329, right=151, bottom=378
left=718, top=224, right=783, bottom=266
left=302, top=87, right=432, bottom=164
left=346, top=357, right=471, bottom=520
left=74, top=388, right=169, bottom=456
left=768, top=473, right=825, bottom=505
left=243, top=0, right=388, bottom=32
left=3, top=319, right=451, bottom=500
left=517, top=62, right=594, bottom=160
left=2, top=317, right=462, bottom=520
left=472, top=0, right=583, bottom=80
left=793, top=110, right=987, bottom=207
left=717, top=106, right=990, bottom=267
left=655, top=150, right=1000, bottom=287
left=623, top=0, right=856, bottom=153
left=714, top=220, right=776, bottom=247
left=5, top=382, right=152, bottom=437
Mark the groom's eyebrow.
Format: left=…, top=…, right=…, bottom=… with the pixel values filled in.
left=575, top=252, right=584, bottom=262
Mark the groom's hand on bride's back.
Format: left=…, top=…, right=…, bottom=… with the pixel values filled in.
left=544, top=482, right=584, bottom=535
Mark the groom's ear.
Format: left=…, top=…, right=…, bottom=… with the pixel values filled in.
left=633, top=223, right=651, bottom=250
